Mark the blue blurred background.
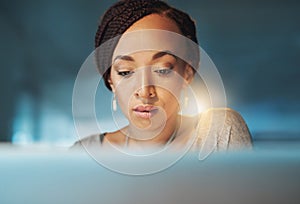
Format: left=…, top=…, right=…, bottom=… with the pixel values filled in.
left=0, top=0, right=299, bottom=146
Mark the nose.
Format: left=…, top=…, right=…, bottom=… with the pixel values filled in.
left=135, top=85, right=156, bottom=99
left=134, top=68, right=156, bottom=99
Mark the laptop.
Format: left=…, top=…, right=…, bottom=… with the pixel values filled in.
left=1, top=143, right=299, bottom=204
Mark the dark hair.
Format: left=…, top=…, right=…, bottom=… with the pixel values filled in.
left=95, top=0, right=199, bottom=91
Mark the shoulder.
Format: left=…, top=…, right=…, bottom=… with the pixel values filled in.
left=200, top=107, right=243, bottom=120
left=195, top=108, right=252, bottom=152
left=199, top=108, right=250, bottom=130
left=70, top=133, right=103, bottom=149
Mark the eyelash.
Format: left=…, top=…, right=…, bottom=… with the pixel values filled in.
left=117, top=71, right=134, bottom=77
left=154, top=68, right=173, bottom=75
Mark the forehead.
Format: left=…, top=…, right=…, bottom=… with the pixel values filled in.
left=113, top=29, right=188, bottom=62
left=113, top=51, right=178, bottom=67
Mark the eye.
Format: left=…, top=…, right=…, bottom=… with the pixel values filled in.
left=154, top=66, right=173, bottom=76
left=117, top=70, right=134, bottom=77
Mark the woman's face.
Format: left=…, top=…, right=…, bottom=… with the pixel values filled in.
left=109, top=14, right=193, bottom=131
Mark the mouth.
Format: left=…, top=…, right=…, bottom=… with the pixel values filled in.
left=132, top=105, right=159, bottom=119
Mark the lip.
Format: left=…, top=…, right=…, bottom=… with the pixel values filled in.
left=132, top=105, right=159, bottom=119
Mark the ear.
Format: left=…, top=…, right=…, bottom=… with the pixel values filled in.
left=183, top=64, right=194, bottom=86
left=108, top=76, right=116, bottom=93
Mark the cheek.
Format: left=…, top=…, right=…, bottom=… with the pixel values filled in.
left=158, top=80, right=183, bottom=100
left=156, top=87, right=181, bottom=109
left=115, top=88, right=134, bottom=114
left=112, top=71, right=185, bottom=112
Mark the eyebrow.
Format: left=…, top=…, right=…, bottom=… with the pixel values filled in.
left=151, top=50, right=178, bottom=61
left=113, top=50, right=177, bottom=63
left=113, top=55, right=134, bottom=62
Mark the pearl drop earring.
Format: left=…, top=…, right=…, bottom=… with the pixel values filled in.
left=184, top=94, right=189, bottom=108
left=112, top=94, right=117, bottom=111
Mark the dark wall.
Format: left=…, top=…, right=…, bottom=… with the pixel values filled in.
left=0, top=0, right=299, bottom=143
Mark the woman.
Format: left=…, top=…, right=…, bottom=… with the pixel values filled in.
left=73, top=0, right=252, bottom=154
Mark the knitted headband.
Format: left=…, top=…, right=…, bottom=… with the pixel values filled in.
left=94, top=0, right=199, bottom=91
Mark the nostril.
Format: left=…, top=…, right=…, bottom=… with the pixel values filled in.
left=135, top=86, right=156, bottom=98
left=149, top=90, right=155, bottom=97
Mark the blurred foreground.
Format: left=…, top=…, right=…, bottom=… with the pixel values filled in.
left=0, top=143, right=299, bottom=204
